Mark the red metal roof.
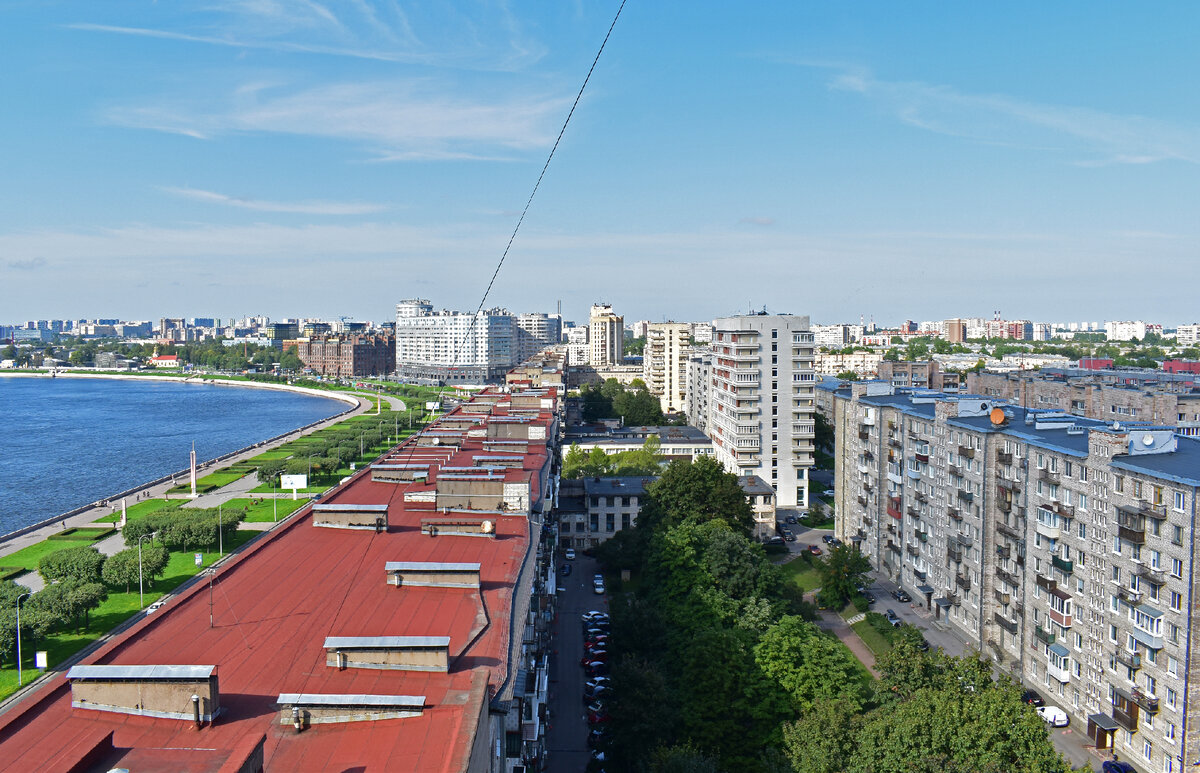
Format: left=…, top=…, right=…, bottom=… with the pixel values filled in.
left=0, top=386, right=559, bottom=772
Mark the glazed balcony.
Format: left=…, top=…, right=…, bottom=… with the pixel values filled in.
left=994, top=589, right=1010, bottom=606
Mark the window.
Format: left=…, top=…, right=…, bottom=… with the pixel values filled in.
left=1171, top=591, right=1182, bottom=612
left=1080, top=466, right=1088, bottom=483
left=1168, top=656, right=1179, bottom=677
left=1115, top=475, right=1124, bottom=493
left=1167, top=688, right=1177, bottom=709
left=605, top=514, right=615, bottom=532
left=1151, top=550, right=1161, bottom=569
left=1172, top=525, right=1184, bottom=546
left=1110, top=624, right=1119, bottom=643
left=1174, top=491, right=1186, bottom=512
left=1172, top=558, right=1183, bottom=578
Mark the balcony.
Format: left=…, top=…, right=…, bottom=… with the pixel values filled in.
left=947, top=463, right=963, bottom=477
left=861, top=515, right=873, bottom=527
left=857, top=495, right=868, bottom=507
left=886, top=540, right=901, bottom=554
left=1115, top=650, right=1142, bottom=671
left=905, top=505, right=919, bottom=518
left=906, top=544, right=921, bottom=557
left=858, top=429, right=870, bottom=441
left=1034, top=519, right=1061, bottom=540
left=915, top=452, right=929, bottom=464
left=886, top=523, right=896, bottom=534
left=948, top=506, right=963, bottom=521
left=1137, top=501, right=1168, bottom=521
left=996, top=450, right=1013, bottom=465
left=994, top=589, right=1011, bottom=606
left=887, top=502, right=903, bottom=520
left=888, top=437, right=903, bottom=450
left=1035, top=574, right=1057, bottom=592
left=957, top=533, right=974, bottom=548
left=1039, top=468, right=1060, bottom=484
left=1054, top=502, right=1075, bottom=519
left=1052, top=555, right=1074, bottom=574
left=917, top=531, right=929, bottom=543
left=1131, top=688, right=1160, bottom=714
left=863, top=449, right=874, bottom=461
left=1111, top=702, right=1138, bottom=732
left=955, top=573, right=972, bottom=591
left=1117, top=523, right=1145, bottom=545
left=1034, top=626, right=1056, bottom=645
left=996, top=545, right=1011, bottom=559
left=997, top=520, right=1020, bottom=539
left=1046, top=656, right=1071, bottom=684
left=947, top=592, right=960, bottom=606
left=947, top=545, right=963, bottom=563
left=998, top=498, right=1012, bottom=513
left=915, top=491, right=928, bottom=503
left=1115, top=584, right=1142, bottom=605
left=993, top=611, right=1018, bottom=635
left=996, top=568, right=1020, bottom=588
left=957, top=445, right=975, bottom=459
left=1136, top=565, right=1166, bottom=585
left=957, top=489, right=974, bottom=504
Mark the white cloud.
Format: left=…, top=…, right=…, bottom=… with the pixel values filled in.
left=161, top=186, right=388, bottom=215
left=105, top=80, right=568, bottom=161
left=822, top=67, right=1200, bottom=165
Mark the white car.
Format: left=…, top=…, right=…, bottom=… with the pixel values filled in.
left=565, top=548, right=576, bottom=560
left=593, top=581, right=606, bottom=595
left=1037, top=705, right=1069, bottom=727
left=822, top=488, right=836, bottom=497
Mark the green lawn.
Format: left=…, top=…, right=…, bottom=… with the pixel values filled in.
left=222, top=497, right=308, bottom=523
left=851, top=619, right=895, bottom=657
left=0, top=529, right=261, bottom=701
left=779, top=554, right=823, bottom=593
left=0, top=538, right=106, bottom=572
left=92, top=499, right=182, bottom=523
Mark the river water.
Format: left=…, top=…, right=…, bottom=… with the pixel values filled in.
left=0, top=377, right=345, bottom=535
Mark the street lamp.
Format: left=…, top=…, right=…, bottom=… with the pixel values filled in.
left=15, top=591, right=30, bottom=687
left=273, top=476, right=277, bottom=522
left=138, top=532, right=157, bottom=609
left=218, top=505, right=223, bottom=557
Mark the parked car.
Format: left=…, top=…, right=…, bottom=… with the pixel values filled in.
left=892, top=588, right=912, bottom=603
left=917, top=637, right=930, bottom=651
left=766, top=536, right=785, bottom=546
left=808, top=544, right=822, bottom=556
left=594, top=574, right=604, bottom=583
left=1037, top=706, right=1069, bottom=727
left=581, top=656, right=607, bottom=668
left=784, top=514, right=797, bottom=524
left=884, top=609, right=902, bottom=627
left=822, top=534, right=835, bottom=544
left=586, top=663, right=610, bottom=677
left=593, top=582, right=606, bottom=595
left=1022, top=690, right=1045, bottom=707
left=781, top=528, right=795, bottom=542
left=822, top=488, right=836, bottom=497
left=582, top=611, right=607, bottom=623
left=862, top=592, right=876, bottom=605
left=829, top=537, right=843, bottom=548
left=560, top=563, right=572, bottom=576
left=1101, top=762, right=1136, bottom=773
left=565, top=548, right=576, bottom=560
left=587, top=729, right=607, bottom=749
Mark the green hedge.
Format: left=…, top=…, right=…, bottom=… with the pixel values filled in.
left=48, top=527, right=116, bottom=542
left=0, top=567, right=24, bottom=582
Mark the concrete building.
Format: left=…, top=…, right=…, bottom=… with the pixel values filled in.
left=832, top=383, right=1200, bottom=772
left=1175, top=324, right=1200, bottom=347
left=1106, top=321, right=1160, bottom=342
left=565, top=326, right=590, bottom=366
left=708, top=313, right=816, bottom=508
left=514, top=313, right=563, bottom=364
left=690, top=322, right=714, bottom=344
left=816, top=351, right=884, bottom=378
left=643, top=322, right=690, bottom=413
left=588, top=304, right=623, bottom=368
left=878, top=360, right=962, bottom=392
left=395, top=299, right=516, bottom=384
left=685, top=348, right=713, bottom=432
left=969, top=370, right=1200, bottom=437
left=944, top=319, right=968, bottom=343
left=562, top=424, right=713, bottom=464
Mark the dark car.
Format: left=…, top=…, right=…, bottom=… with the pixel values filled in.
left=1022, top=690, right=1046, bottom=707
left=862, top=592, right=876, bottom=605
left=587, top=729, right=607, bottom=749
left=822, top=534, right=835, bottom=544
left=830, top=537, right=844, bottom=548
left=917, top=637, right=930, bottom=651
left=1101, top=762, right=1136, bottom=773
left=892, top=588, right=912, bottom=603
left=766, top=536, right=785, bottom=546
left=560, top=563, right=572, bottom=576
left=780, top=527, right=795, bottom=542
left=785, top=514, right=797, bottom=524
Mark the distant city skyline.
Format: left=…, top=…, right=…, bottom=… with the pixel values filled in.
left=3, top=3, right=1199, bottom=323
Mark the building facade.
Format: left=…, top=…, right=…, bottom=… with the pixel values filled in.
left=708, top=314, right=816, bottom=508
left=643, top=322, right=690, bottom=413
left=296, top=333, right=395, bottom=378
left=685, top=348, right=713, bottom=432
left=588, top=304, right=623, bottom=368
left=833, top=383, right=1200, bottom=772
left=514, top=313, right=563, bottom=364
left=395, top=299, right=516, bottom=383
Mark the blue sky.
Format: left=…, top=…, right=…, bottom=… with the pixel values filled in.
left=2, top=2, right=1198, bottom=326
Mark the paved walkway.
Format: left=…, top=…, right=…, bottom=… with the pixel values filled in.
left=808, top=588, right=880, bottom=678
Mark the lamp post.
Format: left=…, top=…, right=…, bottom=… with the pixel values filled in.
left=137, top=532, right=157, bottom=609
left=273, top=476, right=277, bottom=522
left=218, top=504, right=223, bottom=557
left=15, top=592, right=30, bottom=687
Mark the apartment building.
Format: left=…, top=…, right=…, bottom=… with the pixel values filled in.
left=566, top=326, right=590, bottom=366
left=833, top=383, right=1200, bottom=772
left=395, top=299, right=516, bottom=383
left=643, top=322, right=691, bottom=413
left=1176, top=324, right=1200, bottom=347
left=295, top=333, right=395, bottom=378
left=877, top=360, right=962, bottom=392
left=514, top=313, right=563, bottom=364
left=685, top=348, right=713, bottom=432
left=815, top=350, right=883, bottom=378
left=708, top=314, right=816, bottom=508
left=589, top=304, right=624, bottom=367
left=969, top=370, right=1200, bottom=437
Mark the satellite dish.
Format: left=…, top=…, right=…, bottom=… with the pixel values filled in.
left=989, top=407, right=1006, bottom=426
left=481, top=520, right=494, bottom=533
left=1142, top=433, right=1155, bottom=447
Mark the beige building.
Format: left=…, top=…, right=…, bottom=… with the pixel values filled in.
left=833, top=382, right=1200, bottom=773
left=643, top=322, right=691, bottom=413
left=709, top=314, right=816, bottom=508
left=815, top=350, right=883, bottom=378
left=589, top=304, right=624, bottom=368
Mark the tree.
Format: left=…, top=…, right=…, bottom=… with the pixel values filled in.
left=280, top=345, right=303, bottom=372
left=754, top=615, right=867, bottom=714
left=102, top=543, right=169, bottom=592
left=835, top=370, right=860, bottom=381
left=882, top=348, right=900, bottom=362
left=38, top=545, right=106, bottom=584
left=813, top=412, right=834, bottom=451
left=638, top=456, right=754, bottom=536
left=782, top=698, right=861, bottom=773
left=814, top=545, right=871, bottom=608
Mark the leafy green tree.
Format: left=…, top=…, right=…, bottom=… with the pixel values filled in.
left=639, top=457, right=754, bottom=536
left=754, top=615, right=867, bottom=714
left=102, top=543, right=169, bottom=592
left=38, top=545, right=106, bottom=584
left=651, top=745, right=723, bottom=773
left=835, top=370, right=859, bottom=381
left=782, top=698, right=861, bottom=773
left=882, top=348, right=900, bottom=361
left=813, top=412, right=834, bottom=451
left=814, top=545, right=871, bottom=608
left=608, top=655, right=679, bottom=769
left=280, top=345, right=303, bottom=372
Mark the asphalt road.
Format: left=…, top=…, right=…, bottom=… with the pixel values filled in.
left=545, top=554, right=608, bottom=773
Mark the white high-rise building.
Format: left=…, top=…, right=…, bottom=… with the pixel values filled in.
left=589, top=304, right=624, bottom=367
left=708, top=314, right=816, bottom=508
left=514, top=313, right=563, bottom=363
left=1177, top=324, right=1200, bottom=347
left=395, top=299, right=515, bottom=383
left=643, top=322, right=691, bottom=414
left=566, top=326, right=590, bottom=366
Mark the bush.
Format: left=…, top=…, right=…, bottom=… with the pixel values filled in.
left=851, top=594, right=870, bottom=613
left=38, top=545, right=106, bottom=584
left=865, top=612, right=897, bottom=643
left=48, top=527, right=116, bottom=542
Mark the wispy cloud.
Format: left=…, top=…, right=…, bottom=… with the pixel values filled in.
left=161, top=186, right=387, bottom=215
left=739, top=216, right=775, bottom=227
left=819, top=65, right=1200, bottom=165
left=5, top=256, right=47, bottom=270
left=105, top=80, right=568, bottom=161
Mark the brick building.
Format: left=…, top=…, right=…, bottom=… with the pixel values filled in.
left=296, top=333, right=395, bottom=378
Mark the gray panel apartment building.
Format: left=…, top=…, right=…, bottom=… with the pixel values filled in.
left=832, top=381, right=1200, bottom=773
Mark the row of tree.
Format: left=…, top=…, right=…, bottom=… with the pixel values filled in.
left=254, top=417, right=408, bottom=486
left=593, top=455, right=1074, bottom=773
left=562, top=436, right=664, bottom=479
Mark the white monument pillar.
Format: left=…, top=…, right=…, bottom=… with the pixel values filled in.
left=190, top=441, right=198, bottom=499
